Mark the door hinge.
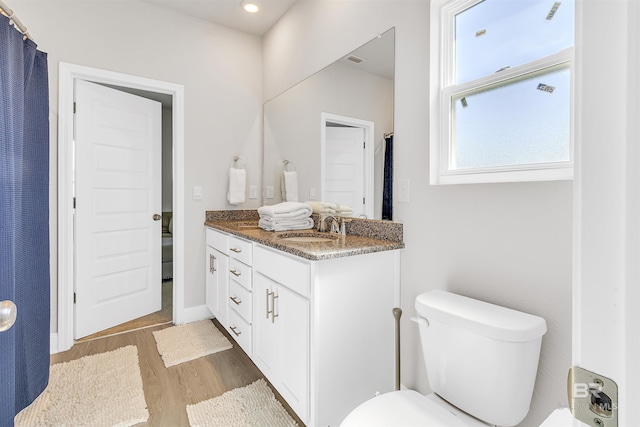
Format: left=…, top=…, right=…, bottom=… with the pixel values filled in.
left=363, top=141, right=366, bottom=149
left=73, top=197, right=76, bottom=209
left=363, top=197, right=366, bottom=204
left=73, top=292, right=76, bottom=304
left=73, top=102, right=76, bottom=114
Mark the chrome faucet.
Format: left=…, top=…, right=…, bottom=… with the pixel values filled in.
left=319, top=215, right=340, bottom=234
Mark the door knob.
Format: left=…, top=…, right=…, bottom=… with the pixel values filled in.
left=153, top=214, right=162, bottom=221
left=0, top=300, right=17, bottom=332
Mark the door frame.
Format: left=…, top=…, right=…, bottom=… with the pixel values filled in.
left=57, top=62, right=185, bottom=352
left=320, top=113, right=374, bottom=219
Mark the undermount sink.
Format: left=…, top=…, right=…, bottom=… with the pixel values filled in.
left=277, top=232, right=339, bottom=243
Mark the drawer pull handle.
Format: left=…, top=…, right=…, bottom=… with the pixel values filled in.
left=230, top=247, right=242, bottom=253
left=230, top=326, right=242, bottom=336
left=230, top=296, right=242, bottom=305
left=230, top=269, right=241, bottom=277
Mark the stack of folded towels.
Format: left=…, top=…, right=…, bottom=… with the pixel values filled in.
left=258, top=202, right=314, bottom=232
left=305, top=201, right=354, bottom=217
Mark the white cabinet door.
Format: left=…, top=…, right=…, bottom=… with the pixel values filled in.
left=205, top=245, right=228, bottom=327
left=276, top=283, right=309, bottom=422
left=254, top=272, right=309, bottom=423
left=253, top=273, right=279, bottom=381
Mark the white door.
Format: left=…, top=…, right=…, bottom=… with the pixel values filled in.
left=324, top=127, right=365, bottom=215
left=74, top=80, right=162, bottom=339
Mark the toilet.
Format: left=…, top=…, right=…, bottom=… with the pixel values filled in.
left=341, top=290, right=547, bottom=427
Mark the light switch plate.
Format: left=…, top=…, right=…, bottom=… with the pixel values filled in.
left=249, top=186, right=257, bottom=199
left=309, top=188, right=317, bottom=200
left=266, top=186, right=274, bottom=199
left=192, top=186, right=203, bottom=200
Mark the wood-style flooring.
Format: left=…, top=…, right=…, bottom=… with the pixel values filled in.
left=52, top=319, right=304, bottom=426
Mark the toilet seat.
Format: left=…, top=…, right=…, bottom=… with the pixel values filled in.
left=340, top=391, right=491, bottom=427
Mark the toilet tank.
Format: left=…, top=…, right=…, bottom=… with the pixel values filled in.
left=415, top=290, right=547, bottom=427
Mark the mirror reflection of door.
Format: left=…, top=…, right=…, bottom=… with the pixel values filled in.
left=322, top=114, right=374, bottom=218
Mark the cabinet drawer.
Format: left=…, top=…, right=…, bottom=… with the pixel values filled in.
left=254, top=245, right=310, bottom=297
left=227, top=307, right=252, bottom=356
left=229, top=279, right=252, bottom=323
left=228, top=236, right=253, bottom=266
left=229, top=258, right=252, bottom=290
left=206, top=228, right=228, bottom=253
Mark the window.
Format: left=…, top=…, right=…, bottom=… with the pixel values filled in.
left=430, top=0, right=575, bottom=184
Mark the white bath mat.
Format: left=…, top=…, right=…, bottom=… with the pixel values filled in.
left=152, top=319, right=232, bottom=367
left=14, top=345, right=148, bottom=427
left=187, top=379, right=299, bottom=427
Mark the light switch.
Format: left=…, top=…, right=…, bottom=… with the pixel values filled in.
left=309, top=188, right=317, bottom=200
left=249, top=186, right=258, bottom=199
left=193, top=186, right=203, bottom=200
left=266, top=186, right=274, bottom=199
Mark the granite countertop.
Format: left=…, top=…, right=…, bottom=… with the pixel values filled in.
left=204, top=210, right=404, bottom=261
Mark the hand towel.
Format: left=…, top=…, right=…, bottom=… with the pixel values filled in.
left=258, top=202, right=312, bottom=218
left=258, top=217, right=314, bottom=232
left=282, top=170, right=299, bottom=202
left=227, top=167, right=246, bottom=205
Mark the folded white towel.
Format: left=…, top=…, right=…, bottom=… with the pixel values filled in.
left=305, top=201, right=353, bottom=217
left=227, top=168, right=246, bottom=205
left=282, top=170, right=299, bottom=202
left=258, top=202, right=312, bottom=218
left=258, top=217, right=314, bottom=232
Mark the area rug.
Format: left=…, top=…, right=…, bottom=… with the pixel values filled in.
left=152, top=319, right=232, bottom=367
left=187, top=379, right=299, bottom=427
left=14, top=345, right=148, bottom=427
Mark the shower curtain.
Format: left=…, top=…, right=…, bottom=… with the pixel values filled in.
left=382, top=134, right=393, bottom=221
left=0, top=14, right=50, bottom=425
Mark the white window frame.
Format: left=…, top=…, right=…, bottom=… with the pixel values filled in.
left=430, top=0, right=575, bottom=185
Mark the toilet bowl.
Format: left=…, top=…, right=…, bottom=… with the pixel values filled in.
left=340, top=290, right=547, bottom=427
left=341, top=390, right=491, bottom=427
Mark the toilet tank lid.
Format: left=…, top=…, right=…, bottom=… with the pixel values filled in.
left=415, top=290, right=547, bottom=343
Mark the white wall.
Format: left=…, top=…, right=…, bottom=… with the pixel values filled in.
left=263, top=2, right=572, bottom=426
left=12, top=0, right=263, bottom=329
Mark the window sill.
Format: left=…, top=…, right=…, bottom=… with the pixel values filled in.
left=431, top=164, right=574, bottom=185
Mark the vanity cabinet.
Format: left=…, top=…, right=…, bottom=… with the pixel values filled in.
left=205, top=228, right=229, bottom=327
left=204, top=226, right=400, bottom=427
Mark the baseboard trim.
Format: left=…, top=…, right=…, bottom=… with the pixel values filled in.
left=177, top=304, right=213, bottom=325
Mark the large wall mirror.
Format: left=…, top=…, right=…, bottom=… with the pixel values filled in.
left=263, top=28, right=395, bottom=220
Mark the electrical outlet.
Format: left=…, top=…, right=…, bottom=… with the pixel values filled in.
left=397, top=179, right=410, bottom=203
left=266, top=186, right=274, bottom=199
left=249, top=186, right=257, bottom=199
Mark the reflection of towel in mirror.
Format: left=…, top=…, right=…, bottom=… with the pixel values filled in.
left=258, top=202, right=312, bottom=219
left=282, top=170, right=299, bottom=202
left=258, top=217, right=314, bottom=232
left=305, top=201, right=354, bottom=217
left=227, top=168, right=246, bottom=205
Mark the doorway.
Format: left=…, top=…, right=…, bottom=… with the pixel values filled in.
left=321, top=113, right=374, bottom=219
left=57, top=63, right=185, bottom=352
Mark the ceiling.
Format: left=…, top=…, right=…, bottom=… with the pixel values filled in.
left=142, top=0, right=299, bottom=36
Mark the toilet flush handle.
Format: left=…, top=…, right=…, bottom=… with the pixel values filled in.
left=410, top=316, right=429, bottom=327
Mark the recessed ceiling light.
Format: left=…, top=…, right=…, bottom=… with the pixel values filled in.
left=241, top=0, right=261, bottom=13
